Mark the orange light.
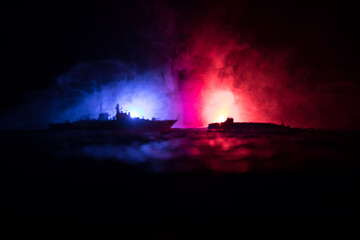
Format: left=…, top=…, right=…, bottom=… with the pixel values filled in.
left=217, top=114, right=225, bottom=123
left=203, top=90, right=239, bottom=125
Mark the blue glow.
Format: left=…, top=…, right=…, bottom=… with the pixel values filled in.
left=130, top=111, right=139, bottom=118
left=54, top=64, right=179, bottom=124
left=128, top=106, right=144, bottom=118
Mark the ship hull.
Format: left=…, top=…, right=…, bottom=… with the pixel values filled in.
left=49, top=119, right=177, bottom=132
left=208, top=122, right=305, bottom=133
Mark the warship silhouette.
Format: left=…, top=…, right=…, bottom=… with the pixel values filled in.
left=49, top=104, right=177, bottom=131
left=208, top=117, right=304, bottom=133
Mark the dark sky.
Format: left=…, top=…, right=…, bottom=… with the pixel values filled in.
left=1, top=0, right=359, bottom=128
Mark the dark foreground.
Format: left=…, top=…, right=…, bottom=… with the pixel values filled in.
left=1, top=128, right=360, bottom=224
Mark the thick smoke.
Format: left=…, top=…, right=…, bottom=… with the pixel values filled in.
left=1, top=0, right=359, bottom=129
left=54, top=60, right=178, bottom=122
left=0, top=60, right=180, bottom=129
left=169, top=0, right=360, bottom=129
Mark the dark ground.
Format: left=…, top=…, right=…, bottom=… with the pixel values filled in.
left=1, top=128, right=360, bottom=224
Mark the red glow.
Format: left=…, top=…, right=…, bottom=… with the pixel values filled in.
left=171, top=24, right=254, bottom=127
left=170, top=15, right=358, bottom=129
